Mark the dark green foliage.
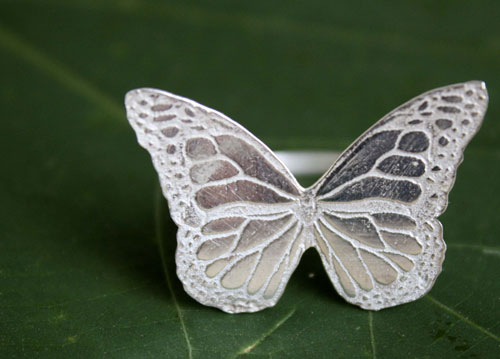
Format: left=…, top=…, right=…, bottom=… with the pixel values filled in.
left=0, top=1, right=499, bottom=357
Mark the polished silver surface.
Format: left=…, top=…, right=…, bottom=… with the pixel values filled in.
left=276, top=151, right=340, bottom=176
left=125, top=81, right=488, bottom=313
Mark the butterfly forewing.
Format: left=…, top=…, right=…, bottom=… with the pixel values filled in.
left=125, top=89, right=307, bottom=312
left=311, top=81, right=488, bottom=309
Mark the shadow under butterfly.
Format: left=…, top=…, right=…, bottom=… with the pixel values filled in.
left=125, top=81, right=488, bottom=313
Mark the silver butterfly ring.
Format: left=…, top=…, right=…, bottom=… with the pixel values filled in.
left=125, top=81, right=488, bottom=313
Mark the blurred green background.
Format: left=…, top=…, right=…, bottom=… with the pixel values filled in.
left=1, top=0, right=499, bottom=358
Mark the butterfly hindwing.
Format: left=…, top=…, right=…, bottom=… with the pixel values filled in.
left=311, top=81, right=488, bottom=309
left=125, top=89, right=307, bottom=312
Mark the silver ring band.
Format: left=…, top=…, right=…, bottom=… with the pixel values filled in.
left=275, top=151, right=340, bottom=176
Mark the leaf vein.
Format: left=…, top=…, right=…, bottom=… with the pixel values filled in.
left=234, top=307, right=296, bottom=357
left=447, top=243, right=500, bottom=257
left=368, top=311, right=376, bottom=359
left=426, top=295, right=500, bottom=342
left=0, top=22, right=123, bottom=121
left=155, top=187, right=193, bottom=359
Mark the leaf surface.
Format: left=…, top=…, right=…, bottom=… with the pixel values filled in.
left=1, top=1, right=499, bottom=357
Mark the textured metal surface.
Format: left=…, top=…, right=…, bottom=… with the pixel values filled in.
left=125, top=81, right=488, bottom=313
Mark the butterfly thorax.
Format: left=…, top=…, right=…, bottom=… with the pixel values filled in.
left=296, top=191, right=318, bottom=226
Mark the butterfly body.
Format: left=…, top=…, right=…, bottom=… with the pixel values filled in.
left=125, top=81, right=488, bottom=313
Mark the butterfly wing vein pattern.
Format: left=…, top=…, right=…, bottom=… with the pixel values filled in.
left=125, top=81, right=488, bottom=313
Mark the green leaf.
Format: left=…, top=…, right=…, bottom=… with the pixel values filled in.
left=1, top=0, right=499, bottom=357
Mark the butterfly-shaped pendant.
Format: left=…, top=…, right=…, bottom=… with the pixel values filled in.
left=125, top=81, right=488, bottom=313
